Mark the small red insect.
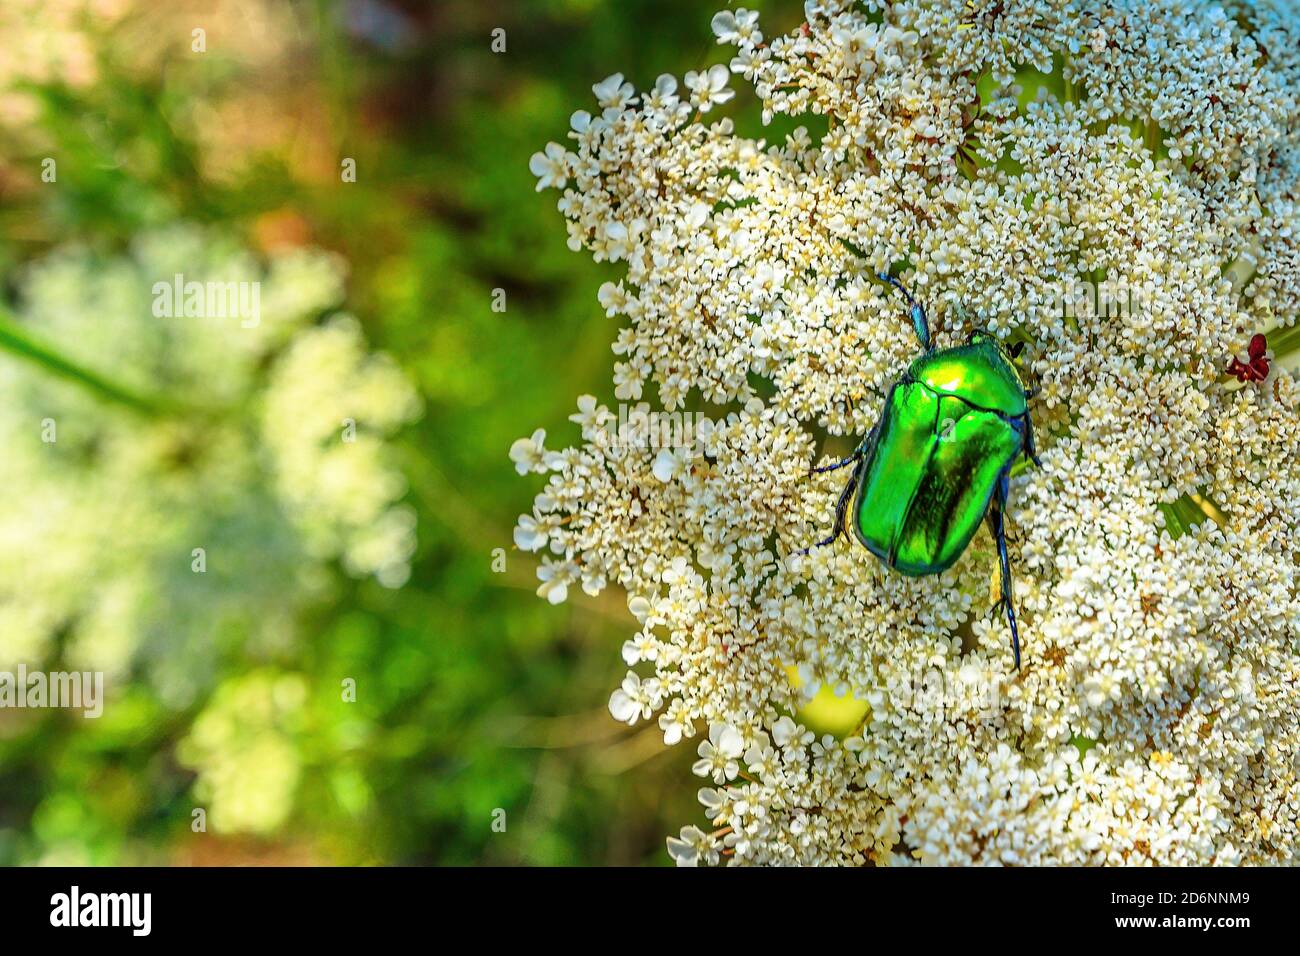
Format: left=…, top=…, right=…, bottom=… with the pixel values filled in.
left=1227, top=333, right=1270, bottom=383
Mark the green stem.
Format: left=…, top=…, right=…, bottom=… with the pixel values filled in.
left=1266, top=322, right=1300, bottom=360
left=1061, top=51, right=1077, bottom=105
left=0, top=305, right=170, bottom=415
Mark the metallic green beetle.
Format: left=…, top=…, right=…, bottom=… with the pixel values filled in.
left=802, top=273, right=1041, bottom=668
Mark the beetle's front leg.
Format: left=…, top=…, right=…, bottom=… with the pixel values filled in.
left=877, top=271, right=931, bottom=351
left=986, top=471, right=1022, bottom=669
left=798, top=466, right=861, bottom=555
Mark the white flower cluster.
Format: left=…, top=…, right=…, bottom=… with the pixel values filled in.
left=177, top=670, right=308, bottom=835
left=0, top=226, right=420, bottom=701
left=519, top=0, right=1300, bottom=865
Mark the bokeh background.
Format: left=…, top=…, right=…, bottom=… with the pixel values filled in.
left=0, top=0, right=834, bottom=866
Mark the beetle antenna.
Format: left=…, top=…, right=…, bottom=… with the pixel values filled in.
left=877, top=272, right=931, bottom=351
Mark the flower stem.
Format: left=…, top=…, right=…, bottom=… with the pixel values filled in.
left=1266, top=322, right=1300, bottom=361
left=0, top=304, right=169, bottom=415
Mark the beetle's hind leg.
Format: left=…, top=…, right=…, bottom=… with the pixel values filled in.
left=1023, top=409, right=1043, bottom=470
left=810, top=453, right=860, bottom=475
left=986, top=471, right=1022, bottom=669
left=797, top=465, right=861, bottom=556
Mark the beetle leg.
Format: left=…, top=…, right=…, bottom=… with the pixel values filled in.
left=810, top=453, right=860, bottom=475
left=810, top=417, right=881, bottom=475
left=801, top=415, right=881, bottom=555
left=1023, top=410, right=1043, bottom=469
left=798, top=465, right=861, bottom=555
left=986, top=471, right=1022, bottom=669
left=877, top=272, right=931, bottom=352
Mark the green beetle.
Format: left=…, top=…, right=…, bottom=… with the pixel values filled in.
left=802, top=273, right=1041, bottom=668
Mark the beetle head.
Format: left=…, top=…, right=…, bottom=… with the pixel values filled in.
left=968, top=329, right=1028, bottom=357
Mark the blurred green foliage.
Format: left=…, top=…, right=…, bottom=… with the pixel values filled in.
left=0, top=0, right=797, bottom=865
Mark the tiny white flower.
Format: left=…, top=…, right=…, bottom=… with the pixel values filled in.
left=645, top=73, right=681, bottom=111
left=535, top=558, right=575, bottom=605
left=666, top=825, right=707, bottom=866
left=527, top=142, right=569, bottom=191
left=513, top=513, right=548, bottom=551
left=684, top=64, right=735, bottom=112
left=592, top=72, right=635, bottom=109
left=711, top=9, right=762, bottom=46
left=508, top=428, right=548, bottom=475
left=608, top=671, right=658, bottom=724
left=652, top=447, right=684, bottom=483
left=597, top=281, right=628, bottom=315
left=692, top=722, right=745, bottom=783
left=627, top=594, right=653, bottom=624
